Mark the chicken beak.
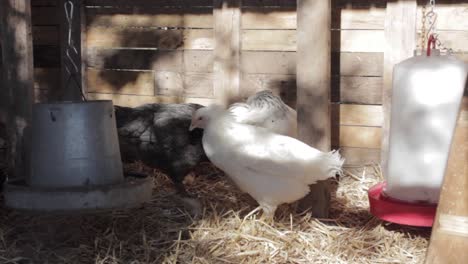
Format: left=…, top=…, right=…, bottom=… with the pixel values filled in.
left=188, top=122, right=196, bottom=131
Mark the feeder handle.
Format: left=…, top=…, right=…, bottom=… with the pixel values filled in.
left=426, top=34, right=436, bottom=56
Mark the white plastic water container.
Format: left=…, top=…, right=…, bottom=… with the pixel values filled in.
left=384, top=53, right=467, bottom=204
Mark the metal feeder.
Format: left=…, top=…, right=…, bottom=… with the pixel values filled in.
left=4, top=100, right=153, bottom=212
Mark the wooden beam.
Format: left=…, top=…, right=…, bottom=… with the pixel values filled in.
left=0, top=0, right=35, bottom=179
left=296, top=0, right=332, bottom=218
left=213, top=0, right=241, bottom=105
left=60, top=0, right=85, bottom=101
left=381, top=1, right=417, bottom=178
left=425, top=100, right=468, bottom=264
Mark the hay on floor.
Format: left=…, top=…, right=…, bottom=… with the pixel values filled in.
left=0, top=163, right=430, bottom=264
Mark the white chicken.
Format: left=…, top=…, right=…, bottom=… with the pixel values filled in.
left=189, top=105, right=344, bottom=218
left=228, top=90, right=297, bottom=138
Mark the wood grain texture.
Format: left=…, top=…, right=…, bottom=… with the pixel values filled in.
left=87, top=92, right=216, bottom=107
left=338, top=147, right=381, bottom=166
left=296, top=0, right=331, bottom=218
left=425, top=103, right=468, bottom=264
left=86, top=69, right=154, bottom=96
left=213, top=0, right=241, bottom=104
left=86, top=7, right=213, bottom=28
left=381, top=1, right=417, bottom=178
left=331, top=76, right=383, bottom=104
left=86, top=27, right=213, bottom=50
left=0, top=0, right=35, bottom=178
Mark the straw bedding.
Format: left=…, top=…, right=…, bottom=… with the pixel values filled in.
left=0, top=163, right=431, bottom=264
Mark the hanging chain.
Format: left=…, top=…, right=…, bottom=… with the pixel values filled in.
left=64, top=1, right=87, bottom=100
left=420, top=4, right=426, bottom=51
left=421, top=0, right=453, bottom=55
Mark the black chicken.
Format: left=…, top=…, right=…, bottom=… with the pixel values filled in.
left=114, top=103, right=209, bottom=211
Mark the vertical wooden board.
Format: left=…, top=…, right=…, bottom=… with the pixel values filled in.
left=381, top=2, right=417, bottom=176
left=296, top=0, right=331, bottom=218
left=425, top=103, right=468, bottom=264
left=0, top=0, right=35, bottom=178
left=213, top=0, right=241, bottom=104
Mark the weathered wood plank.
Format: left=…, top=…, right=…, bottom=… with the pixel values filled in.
left=84, top=0, right=213, bottom=7
left=242, top=29, right=385, bottom=52
left=154, top=72, right=213, bottom=97
left=241, top=51, right=296, bottom=74
left=338, top=126, right=382, bottom=148
left=86, top=27, right=213, bottom=49
left=334, top=104, right=383, bottom=127
left=338, top=147, right=381, bottom=166
left=417, top=4, right=468, bottom=31
left=86, top=7, right=213, bottom=28
left=332, top=52, right=383, bottom=76
left=86, top=48, right=184, bottom=70
left=425, top=101, right=468, bottom=264
left=213, top=0, right=241, bottom=104
left=31, top=0, right=57, bottom=6
left=0, top=0, right=35, bottom=178
left=86, top=92, right=216, bottom=107
left=242, top=29, right=296, bottom=51
left=296, top=0, right=331, bottom=218
left=332, top=7, right=385, bottom=30
left=381, top=1, right=417, bottom=176
left=184, top=50, right=213, bottom=72
left=242, top=0, right=295, bottom=6
left=32, top=26, right=59, bottom=45
left=86, top=69, right=154, bottom=95
left=242, top=7, right=296, bottom=29
left=31, top=6, right=58, bottom=25
left=331, top=76, right=383, bottom=104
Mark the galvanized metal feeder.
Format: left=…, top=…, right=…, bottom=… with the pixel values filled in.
left=4, top=100, right=153, bottom=212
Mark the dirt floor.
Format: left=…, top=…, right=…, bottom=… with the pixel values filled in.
left=0, top=163, right=431, bottom=264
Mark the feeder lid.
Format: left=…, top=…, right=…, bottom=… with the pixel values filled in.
left=368, top=182, right=437, bottom=227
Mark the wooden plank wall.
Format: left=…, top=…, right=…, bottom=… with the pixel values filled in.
left=0, top=0, right=61, bottom=103
left=83, top=0, right=216, bottom=106
left=2, top=0, right=467, bottom=165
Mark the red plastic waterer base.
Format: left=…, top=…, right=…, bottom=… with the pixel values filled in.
left=368, top=182, right=437, bottom=227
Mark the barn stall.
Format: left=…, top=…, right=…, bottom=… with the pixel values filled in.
left=0, top=0, right=467, bottom=263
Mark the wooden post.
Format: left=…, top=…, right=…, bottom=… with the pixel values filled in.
left=425, top=98, right=468, bottom=264
left=381, top=1, right=417, bottom=176
left=296, top=0, right=332, bottom=218
left=0, top=0, right=34, bottom=179
left=213, top=0, right=240, bottom=106
left=60, top=0, right=86, bottom=101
